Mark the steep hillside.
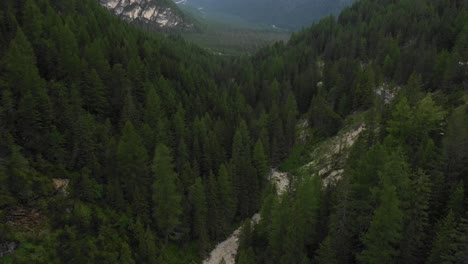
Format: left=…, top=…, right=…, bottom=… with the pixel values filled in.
left=0, top=0, right=467, bottom=263
left=233, top=0, right=468, bottom=262
left=0, top=0, right=285, bottom=262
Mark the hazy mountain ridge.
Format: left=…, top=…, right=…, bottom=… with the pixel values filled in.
left=181, top=0, right=353, bottom=29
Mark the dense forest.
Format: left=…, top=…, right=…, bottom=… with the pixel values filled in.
left=235, top=0, right=468, bottom=263
left=0, top=0, right=467, bottom=263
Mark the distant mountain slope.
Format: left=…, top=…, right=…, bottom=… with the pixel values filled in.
left=100, top=0, right=193, bottom=30
left=181, top=0, right=353, bottom=29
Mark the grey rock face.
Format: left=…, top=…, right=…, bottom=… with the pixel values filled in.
left=0, top=242, right=18, bottom=257
left=99, top=0, right=192, bottom=30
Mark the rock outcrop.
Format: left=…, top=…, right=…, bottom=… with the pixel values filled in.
left=0, top=242, right=18, bottom=257
left=99, top=0, right=193, bottom=30
left=203, top=170, right=289, bottom=264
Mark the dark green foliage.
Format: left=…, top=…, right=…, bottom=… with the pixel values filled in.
left=189, top=177, right=209, bottom=256
left=427, top=211, right=458, bottom=264
left=0, top=0, right=466, bottom=263
left=152, top=144, right=182, bottom=244
left=400, top=170, right=431, bottom=264
left=443, top=104, right=468, bottom=189
left=315, top=236, right=337, bottom=264
left=357, top=184, right=403, bottom=264
left=0, top=0, right=275, bottom=260
left=217, top=164, right=236, bottom=235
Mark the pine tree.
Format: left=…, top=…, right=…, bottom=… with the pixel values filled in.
left=144, top=88, right=163, bottom=129
left=427, top=211, right=457, bottom=264
left=400, top=170, right=431, bottom=264
left=151, top=143, right=182, bottom=244
left=81, top=68, right=109, bottom=116
left=282, top=93, right=299, bottom=150
left=231, top=120, right=255, bottom=217
left=446, top=182, right=465, bottom=220
left=309, top=94, right=342, bottom=137
left=269, top=102, right=286, bottom=164
left=357, top=183, right=403, bottom=264
left=253, top=140, right=269, bottom=191
left=2, top=25, right=42, bottom=97
left=217, top=164, right=236, bottom=234
left=22, top=0, right=43, bottom=45
left=353, top=65, right=375, bottom=110
left=6, top=145, right=33, bottom=203
left=452, top=214, right=468, bottom=263
left=315, top=236, right=337, bottom=264
left=442, top=104, right=468, bottom=188
left=137, top=226, right=158, bottom=263
left=116, top=121, right=149, bottom=208
left=206, top=171, right=221, bottom=240
left=189, top=177, right=210, bottom=256
left=119, top=242, right=136, bottom=264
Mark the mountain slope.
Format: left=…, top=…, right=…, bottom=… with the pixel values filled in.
left=100, top=0, right=193, bottom=30
left=0, top=0, right=281, bottom=262
left=0, top=0, right=467, bottom=263
left=232, top=0, right=468, bottom=262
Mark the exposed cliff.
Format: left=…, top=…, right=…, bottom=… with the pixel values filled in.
left=99, top=0, right=193, bottom=30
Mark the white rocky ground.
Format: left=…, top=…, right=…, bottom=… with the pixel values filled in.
left=269, top=169, right=290, bottom=195
left=304, top=123, right=366, bottom=186
left=202, top=214, right=261, bottom=264
left=202, top=170, right=288, bottom=264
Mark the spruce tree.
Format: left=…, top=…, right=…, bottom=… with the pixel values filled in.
left=151, top=143, right=182, bottom=244
left=217, top=164, right=236, bottom=234
left=231, top=120, right=254, bottom=217
left=189, top=177, right=210, bottom=256
left=400, top=170, right=431, bottom=264
left=253, top=140, right=269, bottom=191
left=117, top=121, right=149, bottom=208
left=357, top=183, right=403, bottom=264
left=206, top=171, right=221, bottom=240
left=427, top=211, right=457, bottom=264
left=315, top=236, right=337, bottom=264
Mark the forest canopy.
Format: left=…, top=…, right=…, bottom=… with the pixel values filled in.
left=0, top=0, right=467, bottom=263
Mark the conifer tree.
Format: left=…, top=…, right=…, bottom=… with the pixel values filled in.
left=117, top=121, right=149, bottom=207
left=81, top=68, right=109, bottom=116
left=151, top=143, right=182, bottom=243
left=446, top=181, right=465, bottom=219
left=358, top=183, right=403, bottom=264
left=189, top=177, right=209, bottom=256
left=2, top=25, right=41, bottom=97
left=119, top=242, right=136, bottom=264
left=6, top=145, right=32, bottom=203
left=442, top=105, right=468, bottom=188
left=206, top=171, right=221, bottom=240
left=217, top=164, right=236, bottom=234
left=400, top=170, right=431, bottom=264
left=282, top=93, right=299, bottom=149
left=231, top=120, right=255, bottom=217
left=315, top=236, right=337, bottom=264
left=22, top=0, right=43, bottom=45
left=452, top=214, right=468, bottom=263
left=427, top=211, right=457, bottom=264
left=253, top=140, right=269, bottom=190
left=137, top=226, right=158, bottom=263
